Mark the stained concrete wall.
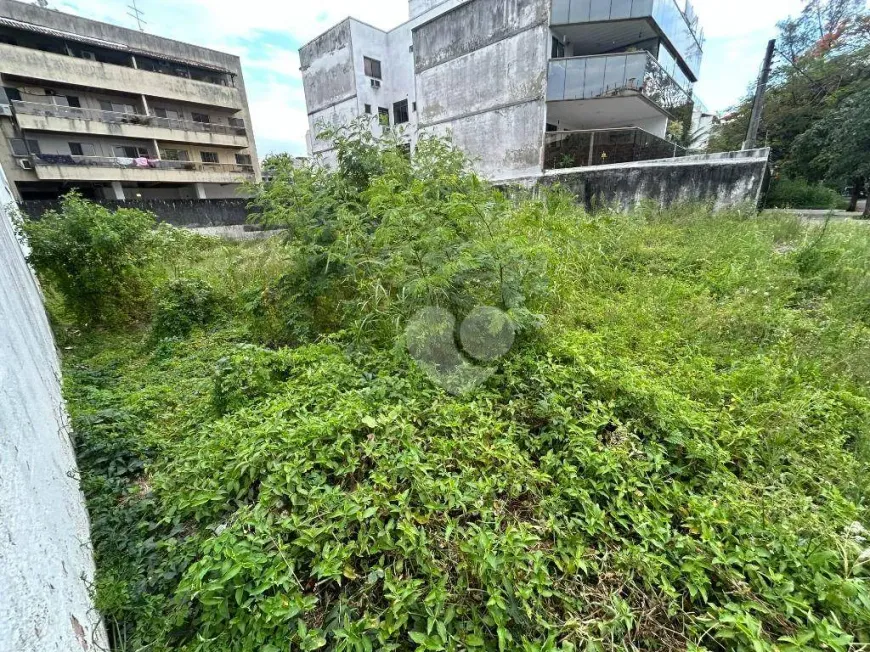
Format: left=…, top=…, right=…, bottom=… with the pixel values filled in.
left=532, top=148, right=772, bottom=211
left=413, top=0, right=549, bottom=179
left=0, top=161, right=106, bottom=651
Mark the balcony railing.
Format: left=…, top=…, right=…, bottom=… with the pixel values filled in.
left=29, top=153, right=254, bottom=174
left=544, top=127, right=685, bottom=169
left=550, top=0, right=704, bottom=80
left=547, top=52, right=692, bottom=113
left=11, top=101, right=247, bottom=137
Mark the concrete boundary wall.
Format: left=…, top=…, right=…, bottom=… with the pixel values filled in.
left=506, top=149, right=772, bottom=211
left=19, top=197, right=253, bottom=227
left=0, top=166, right=106, bottom=651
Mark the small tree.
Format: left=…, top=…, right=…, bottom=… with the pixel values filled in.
left=791, top=87, right=870, bottom=216
left=18, top=192, right=157, bottom=323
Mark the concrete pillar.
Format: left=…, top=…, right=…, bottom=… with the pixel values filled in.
left=193, top=182, right=207, bottom=200
left=110, top=181, right=126, bottom=201
left=140, top=94, right=150, bottom=116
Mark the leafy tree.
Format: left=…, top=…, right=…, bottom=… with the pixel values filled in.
left=791, top=87, right=870, bottom=216
left=709, top=0, right=870, bottom=209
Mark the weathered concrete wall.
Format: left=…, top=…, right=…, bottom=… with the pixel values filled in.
left=413, top=0, right=548, bottom=73
left=0, top=160, right=106, bottom=651
left=413, top=0, right=549, bottom=179
left=19, top=197, right=253, bottom=227
left=410, top=0, right=467, bottom=19
left=300, top=20, right=357, bottom=140
left=530, top=149, right=772, bottom=211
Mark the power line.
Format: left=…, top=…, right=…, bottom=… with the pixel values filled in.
left=127, top=0, right=147, bottom=32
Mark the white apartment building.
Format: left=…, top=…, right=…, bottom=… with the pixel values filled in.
left=0, top=0, right=260, bottom=201
left=301, top=0, right=704, bottom=180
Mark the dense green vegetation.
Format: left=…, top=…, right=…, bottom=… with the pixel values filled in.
left=710, top=0, right=870, bottom=214
left=24, top=127, right=870, bottom=651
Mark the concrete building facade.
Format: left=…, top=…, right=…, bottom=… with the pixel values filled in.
left=0, top=0, right=260, bottom=201
left=301, top=0, right=704, bottom=181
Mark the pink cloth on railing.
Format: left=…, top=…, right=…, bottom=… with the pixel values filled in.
left=134, top=157, right=149, bottom=167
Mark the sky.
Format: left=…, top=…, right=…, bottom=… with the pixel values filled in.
left=53, top=0, right=812, bottom=157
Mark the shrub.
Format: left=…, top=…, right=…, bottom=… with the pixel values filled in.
left=248, top=118, right=547, bottom=345
left=152, top=277, right=220, bottom=340
left=765, top=177, right=845, bottom=209
left=18, top=192, right=156, bottom=324
left=211, top=343, right=294, bottom=415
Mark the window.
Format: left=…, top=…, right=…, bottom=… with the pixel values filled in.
left=378, top=107, right=390, bottom=127
left=99, top=100, right=113, bottom=112
left=162, top=149, right=190, bottom=161
left=364, top=104, right=372, bottom=114
left=228, top=117, right=245, bottom=128
left=43, top=89, right=57, bottom=96
left=412, top=101, right=417, bottom=112
left=3, top=87, right=21, bottom=102
left=68, top=142, right=83, bottom=155
left=26, top=140, right=41, bottom=155
left=10, top=139, right=28, bottom=157
left=393, top=100, right=409, bottom=125
left=551, top=37, right=565, bottom=59
left=79, top=50, right=97, bottom=61
left=114, top=146, right=148, bottom=158
left=235, top=153, right=252, bottom=165
left=364, top=57, right=382, bottom=80
left=66, top=96, right=81, bottom=108
left=546, top=123, right=557, bottom=132
left=192, top=112, right=211, bottom=124
left=200, top=151, right=219, bottom=164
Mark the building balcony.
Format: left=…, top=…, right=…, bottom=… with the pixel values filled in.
left=544, top=127, right=685, bottom=169
left=551, top=0, right=704, bottom=81
left=0, top=42, right=244, bottom=109
left=11, top=101, right=249, bottom=148
left=27, top=154, right=255, bottom=184
left=547, top=52, right=691, bottom=115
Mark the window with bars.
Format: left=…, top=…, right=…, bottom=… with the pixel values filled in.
left=200, top=151, right=219, bottom=164
left=393, top=100, right=409, bottom=125
left=364, top=57, right=382, bottom=80
left=235, top=153, right=252, bottom=165
left=192, top=112, right=211, bottom=123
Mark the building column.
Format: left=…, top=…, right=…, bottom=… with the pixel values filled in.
left=140, top=94, right=151, bottom=116
left=109, top=181, right=126, bottom=201
left=193, top=182, right=207, bottom=199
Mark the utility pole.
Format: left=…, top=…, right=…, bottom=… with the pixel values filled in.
left=743, top=39, right=776, bottom=150
left=127, top=0, right=147, bottom=32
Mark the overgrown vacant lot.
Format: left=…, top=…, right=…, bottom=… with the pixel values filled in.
left=31, top=131, right=870, bottom=651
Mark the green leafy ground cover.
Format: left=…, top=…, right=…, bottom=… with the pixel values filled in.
left=31, top=130, right=870, bottom=651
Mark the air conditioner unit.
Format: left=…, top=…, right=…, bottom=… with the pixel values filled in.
left=370, top=79, right=381, bottom=89
left=18, top=159, right=34, bottom=170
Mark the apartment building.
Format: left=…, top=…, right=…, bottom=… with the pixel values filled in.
left=0, top=0, right=259, bottom=201
left=301, top=0, right=703, bottom=180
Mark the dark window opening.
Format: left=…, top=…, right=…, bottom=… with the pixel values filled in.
left=99, top=100, right=114, bottom=112
left=10, top=139, right=28, bottom=156
left=235, top=153, right=252, bottom=165
left=114, top=146, right=148, bottom=158
left=378, top=107, right=390, bottom=126
left=393, top=99, right=409, bottom=125
left=26, top=139, right=41, bottom=155
left=200, top=151, right=219, bottom=164
left=192, top=112, right=211, bottom=124
left=551, top=37, right=565, bottom=59
left=66, top=96, right=81, bottom=108
left=162, top=149, right=190, bottom=161
left=68, top=142, right=83, bottom=156
left=412, top=101, right=417, bottom=112
left=364, top=57, right=382, bottom=80
left=546, top=123, right=558, bottom=132
left=4, top=87, right=22, bottom=102
left=364, top=104, right=372, bottom=114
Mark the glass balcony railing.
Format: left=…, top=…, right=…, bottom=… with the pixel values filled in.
left=547, top=52, right=692, bottom=114
left=11, top=101, right=248, bottom=137
left=551, top=0, right=704, bottom=80
left=544, top=127, right=685, bottom=169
